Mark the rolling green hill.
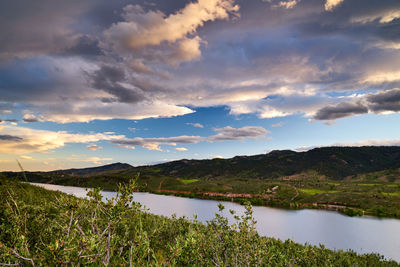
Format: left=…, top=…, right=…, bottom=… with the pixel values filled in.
left=3, top=146, right=400, bottom=218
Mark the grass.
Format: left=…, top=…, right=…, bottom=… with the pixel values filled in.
left=299, top=188, right=341, bottom=195
left=179, top=178, right=199, bottom=184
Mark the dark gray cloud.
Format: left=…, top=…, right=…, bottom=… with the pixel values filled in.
left=314, top=88, right=400, bottom=120
left=0, top=135, right=23, bottom=141
left=367, top=88, right=400, bottom=112
left=23, top=118, right=39, bottom=123
left=209, top=126, right=270, bottom=141
left=62, top=35, right=104, bottom=57
left=314, top=101, right=368, bottom=120
left=90, top=65, right=146, bottom=103
left=0, top=0, right=93, bottom=59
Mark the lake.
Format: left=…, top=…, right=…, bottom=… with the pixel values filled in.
left=30, top=182, right=400, bottom=262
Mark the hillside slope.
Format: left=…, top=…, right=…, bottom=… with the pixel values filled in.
left=133, top=146, right=400, bottom=180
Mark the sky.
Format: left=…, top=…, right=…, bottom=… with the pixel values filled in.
left=1, top=0, right=400, bottom=171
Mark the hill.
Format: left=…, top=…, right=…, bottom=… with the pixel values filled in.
left=2, top=146, right=400, bottom=219
left=134, top=146, right=400, bottom=181
left=50, top=162, right=132, bottom=176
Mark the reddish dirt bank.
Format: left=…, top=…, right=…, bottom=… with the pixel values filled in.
left=156, top=189, right=272, bottom=199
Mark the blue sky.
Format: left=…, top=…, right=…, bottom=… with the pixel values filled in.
left=1, top=0, right=400, bottom=171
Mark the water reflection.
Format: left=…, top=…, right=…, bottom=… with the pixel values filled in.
left=30, top=183, right=400, bottom=262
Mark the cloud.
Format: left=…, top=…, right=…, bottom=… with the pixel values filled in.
left=23, top=114, right=39, bottom=123
left=1, top=0, right=400, bottom=125
left=90, top=65, right=146, bottom=104
left=333, top=138, right=400, bottom=147
left=273, top=0, right=298, bottom=9
left=0, top=1, right=106, bottom=60
left=103, top=0, right=239, bottom=67
left=186, top=122, right=204, bottom=128
left=0, top=134, right=23, bottom=141
left=366, top=88, right=400, bottom=112
left=113, top=135, right=204, bottom=151
left=313, top=88, right=400, bottom=120
left=209, top=126, right=270, bottom=141
left=313, top=101, right=368, bottom=120
left=0, top=125, right=124, bottom=154
left=105, top=1, right=239, bottom=49
left=87, top=144, right=103, bottom=151
left=272, top=122, right=284, bottom=127
left=83, top=157, right=113, bottom=165
left=113, top=144, right=136, bottom=150
left=175, top=147, right=188, bottom=151
left=68, top=155, right=113, bottom=165
left=352, top=10, right=400, bottom=24
left=112, top=126, right=270, bottom=151
left=325, top=0, right=344, bottom=11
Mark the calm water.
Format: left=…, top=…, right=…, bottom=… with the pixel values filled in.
left=30, top=183, right=400, bottom=262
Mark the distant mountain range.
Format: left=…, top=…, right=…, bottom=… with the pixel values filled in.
left=3, top=146, right=400, bottom=182
left=50, top=162, right=132, bottom=176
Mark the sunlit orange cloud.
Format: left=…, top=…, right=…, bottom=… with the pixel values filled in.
left=0, top=125, right=124, bottom=154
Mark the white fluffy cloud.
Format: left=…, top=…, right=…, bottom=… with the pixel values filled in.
left=104, top=0, right=239, bottom=66
left=106, top=0, right=239, bottom=49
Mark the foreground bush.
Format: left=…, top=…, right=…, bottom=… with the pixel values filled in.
left=0, top=177, right=398, bottom=266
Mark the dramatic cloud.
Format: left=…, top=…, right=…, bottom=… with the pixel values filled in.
left=1, top=0, right=400, bottom=125
left=105, top=0, right=239, bottom=49
left=314, top=89, right=400, bottom=120
left=175, top=147, right=188, bottom=151
left=112, top=126, right=269, bottom=151
left=90, top=65, right=146, bottom=104
left=366, top=88, right=400, bottom=112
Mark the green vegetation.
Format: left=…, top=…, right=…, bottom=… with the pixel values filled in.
left=179, top=178, right=199, bottom=184
left=0, top=176, right=398, bottom=266
left=3, top=146, right=400, bottom=219
left=298, top=188, right=341, bottom=195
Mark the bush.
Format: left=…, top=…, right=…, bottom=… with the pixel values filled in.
left=0, top=179, right=398, bottom=266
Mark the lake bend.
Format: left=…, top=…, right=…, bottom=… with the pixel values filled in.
left=30, top=182, right=400, bottom=262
